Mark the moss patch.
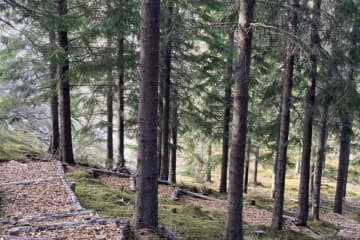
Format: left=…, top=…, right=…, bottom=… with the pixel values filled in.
left=0, top=126, right=43, bottom=162
left=308, top=220, right=339, bottom=236
left=67, top=170, right=226, bottom=239
left=66, top=169, right=343, bottom=240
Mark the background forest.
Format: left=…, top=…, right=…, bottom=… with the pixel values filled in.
left=0, top=0, right=359, bottom=239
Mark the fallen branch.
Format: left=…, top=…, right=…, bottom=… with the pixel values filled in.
left=56, top=161, right=82, bottom=209
left=341, top=224, right=360, bottom=230
left=78, top=165, right=171, bottom=185
left=7, top=217, right=129, bottom=234
left=0, top=177, right=60, bottom=187
left=171, top=188, right=222, bottom=202
left=0, top=210, right=95, bottom=225
left=90, top=168, right=132, bottom=178
left=0, top=236, right=54, bottom=240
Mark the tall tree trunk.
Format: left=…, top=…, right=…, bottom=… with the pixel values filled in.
left=271, top=99, right=282, bottom=199
left=159, top=3, right=173, bottom=181
left=57, top=0, right=75, bottom=165
left=224, top=1, right=255, bottom=239
left=206, top=143, right=212, bottom=182
left=106, top=37, right=114, bottom=170
left=296, top=0, right=321, bottom=226
left=312, top=96, right=330, bottom=220
left=134, top=0, right=160, bottom=230
left=253, top=147, right=259, bottom=185
left=342, top=30, right=357, bottom=198
left=219, top=31, right=234, bottom=193
left=157, top=115, right=162, bottom=174
left=243, top=137, right=251, bottom=194
left=116, top=37, right=126, bottom=170
left=334, top=113, right=353, bottom=214
left=49, top=31, right=59, bottom=155
left=157, top=81, right=163, bottom=174
left=310, top=148, right=316, bottom=195
left=343, top=150, right=351, bottom=198
left=271, top=0, right=298, bottom=229
left=295, top=144, right=301, bottom=174
left=170, top=91, right=178, bottom=184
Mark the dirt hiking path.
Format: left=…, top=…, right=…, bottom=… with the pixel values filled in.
left=0, top=160, right=129, bottom=240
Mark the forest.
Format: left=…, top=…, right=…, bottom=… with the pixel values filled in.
left=0, top=0, right=359, bottom=239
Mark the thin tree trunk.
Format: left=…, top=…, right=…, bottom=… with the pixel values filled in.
left=116, top=37, right=125, bottom=170
left=334, top=113, right=353, bottom=214
left=134, top=0, right=160, bottom=230
left=312, top=96, right=330, bottom=220
left=271, top=0, right=298, bottom=229
left=57, top=0, right=75, bottom=165
left=159, top=3, right=173, bottom=181
left=296, top=0, right=321, bottom=226
left=170, top=91, right=178, bottom=184
left=219, top=31, right=234, bottom=193
left=224, top=1, right=255, bottom=239
left=310, top=148, right=316, bottom=196
left=342, top=33, right=357, bottom=198
left=206, top=143, right=212, bottom=182
left=106, top=37, right=114, bottom=170
left=253, top=147, right=259, bottom=185
left=49, top=31, right=59, bottom=155
left=243, top=137, right=251, bottom=194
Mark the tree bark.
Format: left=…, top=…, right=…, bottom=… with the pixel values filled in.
left=296, top=0, right=321, bottom=226
left=49, top=31, right=59, bottom=155
left=243, top=137, right=251, bottom=194
left=206, top=143, right=212, bottom=182
left=295, top=144, right=301, bottom=174
left=310, top=152, right=316, bottom=195
left=342, top=32, right=357, bottom=198
left=116, top=37, right=126, bottom=170
left=224, top=1, right=255, bottom=239
left=219, top=31, right=234, bottom=193
left=157, top=60, right=163, bottom=174
left=271, top=98, right=283, bottom=199
left=106, top=37, right=114, bottom=170
left=271, top=0, right=298, bottom=230
left=312, top=96, right=330, bottom=220
left=253, top=147, right=259, bottom=185
left=57, top=0, right=75, bottom=165
left=159, top=3, right=173, bottom=181
left=334, top=113, right=353, bottom=214
left=134, top=0, right=160, bottom=230
left=170, top=91, right=178, bottom=184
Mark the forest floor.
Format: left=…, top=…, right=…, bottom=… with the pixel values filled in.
left=0, top=159, right=130, bottom=240
left=66, top=163, right=360, bottom=239
left=0, top=157, right=359, bottom=239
